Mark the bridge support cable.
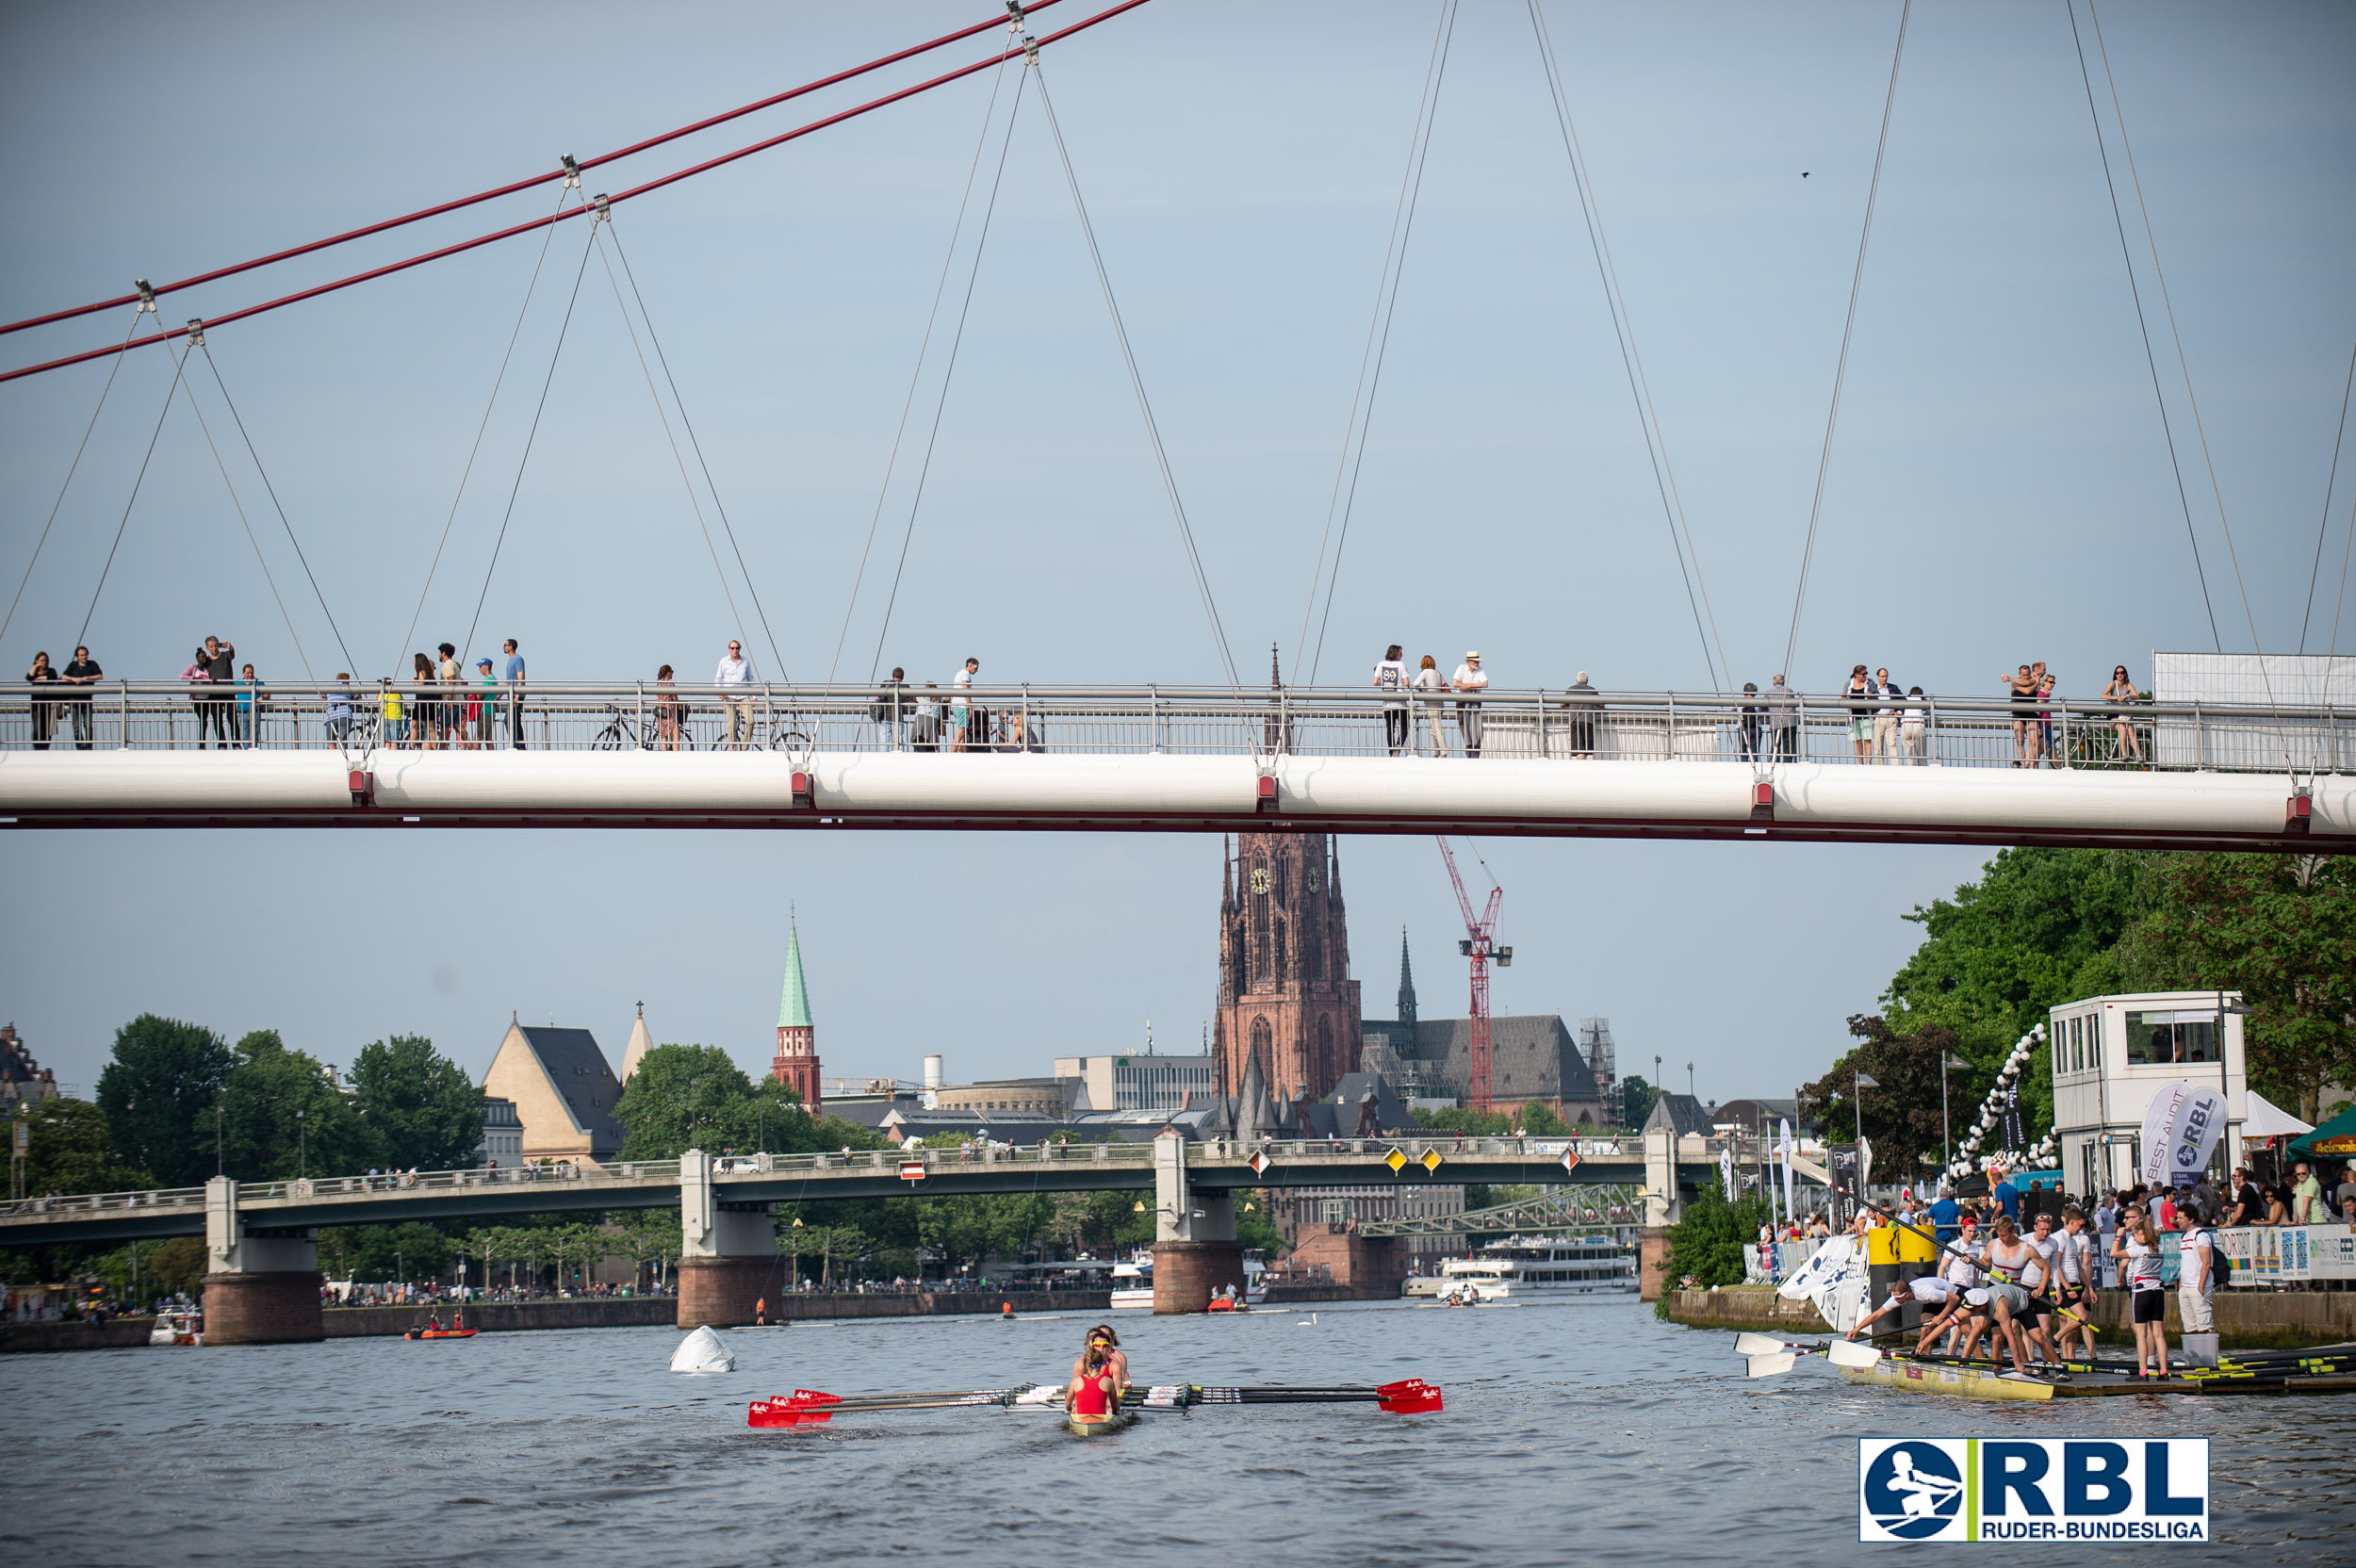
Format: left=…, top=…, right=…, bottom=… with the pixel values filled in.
left=826, top=44, right=1023, bottom=691
left=864, top=62, right=1032, bottom=687
left=0, top=2, right=1076, bottom=341
left=395, top=187, right=576, bottom=679
left=1292, top=0, right=1458, bottom=688
left=585, top=209, right=756, bottom=671
left=1779, top=0, right=1911, bottom=686
left=1527, top=0, right=1727, bottom=693
left=2300, top=339, right=2355, bottom=656
left=2061, top=0, right=2217, bottom=655
left=78, top=297, right=204, bottom=647
left=0, top=311, right=145, bottom=648
left=2081, top=0, right=2291, bottom=772
left=460, top=222, right=602, bottom=669
left=1030, top=49, right=1241, bottom=689
left=599, top=216, right=787, bottom=683
left=0, top=0, right=1157, bottom=386
left=192, top=340, right=357, bottom=677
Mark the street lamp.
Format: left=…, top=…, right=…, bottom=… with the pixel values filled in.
left=2213, top=990, right=2251, bottom=1177
left=1940, top=1055, right=1970, bottom=1177
left=295, top=1107, right=306, bottom=1180
left=1852, top=1071, right=1879, bottom=1217
left=215, top=1102, right=224, bottom=1177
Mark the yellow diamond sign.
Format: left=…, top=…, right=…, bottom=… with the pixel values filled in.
left=1420, top=1148, right=1443, bottom=1173
left=1383, top=1148, right=1407, bottom=1174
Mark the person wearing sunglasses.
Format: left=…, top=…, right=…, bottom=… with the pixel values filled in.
left=2102, top=665, right=2143, bottom=763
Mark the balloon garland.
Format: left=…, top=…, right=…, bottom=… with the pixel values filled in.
left=1944, top=1023, right=2058, bottom=1179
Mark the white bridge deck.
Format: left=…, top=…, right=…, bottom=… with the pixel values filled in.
left=2, top=684, right=2344, bottom=849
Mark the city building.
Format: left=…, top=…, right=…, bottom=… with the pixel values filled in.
left=1714, top=1098, right=1800, bottom=1136
left=1359, top=935, right=1611, bottom=1124
left=0, top=1023, right=59, bottom=1112
left=481, top=1016, right=627, bottom=1165
left=2051, top=989, right=2248, bottom=1197
left=1213, top=833, right=1362, bottom=1103
left=931, top=1078, right=1072, bottom=1117
left=474, top=1096, right=523, bottom=1168
left=1644, top=1093, right=1715, bottom=1141
left=771, top=918, right=821, bottom=1107
left=1054, top=1050, right=1218, bottom=1111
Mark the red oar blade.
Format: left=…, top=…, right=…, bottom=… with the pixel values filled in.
left=1375, top=1379, right=1444, bottom=1413
left=748, top=1388, right=843, bottom=1429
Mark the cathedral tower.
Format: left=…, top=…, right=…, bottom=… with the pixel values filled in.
left=1212, top=834, right=1362, bottom=1102
left=771, top=919, right=822, bottom=1106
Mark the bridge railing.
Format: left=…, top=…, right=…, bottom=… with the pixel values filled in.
left=1, top=683, right=2344, bottom=773
left=0, top=1184, right=208, bottom=1217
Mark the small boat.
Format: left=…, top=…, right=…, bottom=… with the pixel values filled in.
left=1108, top=1259, right=1153, bottom=1310
left=148, top=1310, right=203, bottom=1347
left=404, top=1327, right=480, bottom=1340
left=1064, top=1408, right=1137, bottom=1437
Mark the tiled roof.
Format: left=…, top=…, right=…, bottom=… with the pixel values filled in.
left=516, top=1027, right=626, bottom=1152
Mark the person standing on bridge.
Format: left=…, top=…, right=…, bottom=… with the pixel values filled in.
left=874, top=667, right=909, bottom=751
left=1872, top=667, right=1902, bottom=763
left=952, top=657, right=981, bottom=752
left=2002, top=662, right=2037, bottom=766
left=1373, top=645, right=1407, bottom=756
left=1451, top=651, right=1488, bottom=759
left=24, top=650, right=59, bottom=750
left=61, top=645, right=101, bottom=749
left=1412, top=655, right=1450, bottom=757
left=503, top=640, right=527, bottom=749
left=197, top=635, right=237, bottom=748
left=715, top=640, right=757, bottom=749
left=1767, top=674, right=1798, bottom=761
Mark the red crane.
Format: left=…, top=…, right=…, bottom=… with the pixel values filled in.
left=1434, top=837, right=1509, bottom=1113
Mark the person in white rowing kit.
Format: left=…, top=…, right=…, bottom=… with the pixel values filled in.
left=1978, top=1217, right=2053, bottom=1381
left=1845, top=1274, right=1958, bottom=1346
left=2052, top=1204, right=2100, bottom=1363
left=1930, top=1217, right=1986, bottom=1358
left=2178, top=1194, right=2217, bottom=1343
left=2113, top=1206, right=2168, bottom=1379
left=2021, top=1212, right=2068, bottom=1367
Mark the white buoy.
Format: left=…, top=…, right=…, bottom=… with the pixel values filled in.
left=670, top=1324, right=735, bottom=1373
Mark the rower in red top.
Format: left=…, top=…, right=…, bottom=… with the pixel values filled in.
left=1071, top=1324, right=1128, bottom=1398
left=1067, top=1343, right=1117, bottom=1419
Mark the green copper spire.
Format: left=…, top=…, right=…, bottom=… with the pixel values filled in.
left=777, top=919, right=813, bottom=1028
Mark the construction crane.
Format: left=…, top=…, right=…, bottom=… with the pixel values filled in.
left=1434, top=837, right=1511, bottom=1113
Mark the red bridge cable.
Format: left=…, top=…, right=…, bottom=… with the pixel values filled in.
left=0, top=1, right=1067, bottom=339
left=0, top=0, right=1149, bottom=386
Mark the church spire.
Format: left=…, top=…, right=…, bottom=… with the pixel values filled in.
left=1397, top=927, right=1417, bottom=1028
left=772, top=917, right=821, bottom=1106
left=777, top=919, right=813, bottom=1029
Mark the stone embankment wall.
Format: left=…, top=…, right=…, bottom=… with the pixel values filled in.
left=1661, top=1284, right=2356, bottom=1348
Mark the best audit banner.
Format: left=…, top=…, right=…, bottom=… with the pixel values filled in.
left=1859, top=1439, right=2209, bottom=1543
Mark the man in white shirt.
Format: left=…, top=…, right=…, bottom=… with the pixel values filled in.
left=1451, top=651, right=1489, bottom=759
left=2178, top=1197, right=2216, bottom=1336
left=1872, top=667, right=1902, bottom=763
left=715, top=639, right=756, bottom=750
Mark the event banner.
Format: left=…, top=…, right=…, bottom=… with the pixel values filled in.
left=2139, top=1083, right=2228, bottom=1189
left=1860, top=1439, right=2209, bottom=1543
left=2217, top=1224, right=2356, bottom=1284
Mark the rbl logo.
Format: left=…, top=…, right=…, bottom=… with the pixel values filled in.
left=1859, top=1439, right=2208, bottom=1543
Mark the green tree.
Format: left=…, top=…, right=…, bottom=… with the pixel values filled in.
left=1661, top=1184, right=1772, bottom=1291
left=149, top=1235, right=208, bottom=1296
left=1516, top=1101, right=1570, bottom=1136
left=614, top=1043, right=816, bottom=1159
left=319, top=1221, right=455, bottom=1283
left=219, top=1031, right=370, bottom=1181
left=1797, top=1015, right=1972, bottom=1178
left=351, top=1035, right=484, bottom=1171
left=95, top=1014, right=232, bottom=1186
left=2130, top=854, right=2356, bottom=1123
left=1411, top=1105, right=1513, bottom=1136
left=16, top=1097, right=151, bottom=1196
left=1616, top=1075, right=1661, bottom=1132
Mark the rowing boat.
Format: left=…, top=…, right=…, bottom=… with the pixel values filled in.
left=1841, top=1358, right=2053, bottom=1401
left=1064, top=1408, right=1137, bottom=1437
left=1842, top=1358, right=2356, bottom=1402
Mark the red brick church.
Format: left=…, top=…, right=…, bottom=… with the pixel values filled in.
left=1212, top=833, right=1363, bottom=1103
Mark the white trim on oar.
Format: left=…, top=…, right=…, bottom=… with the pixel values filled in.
left=1732, top=1333, right=1881, bottom=1376
left=1746, top=1351, right=1797, bottom=1379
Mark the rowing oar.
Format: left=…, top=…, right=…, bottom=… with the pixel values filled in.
left=1732, top=1331, right=1881, bottom=1378
left=748, top=1384, right=1038, bottom=1428
left=751, top=1379, right=1445, bottom=1427
left=1148, top=1380, right=1444, bottom=1412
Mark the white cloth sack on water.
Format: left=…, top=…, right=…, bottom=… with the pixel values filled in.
left=670, top=1324, right=735, bottom=1373
left=1776, top=1235, right=1868, bottom=1332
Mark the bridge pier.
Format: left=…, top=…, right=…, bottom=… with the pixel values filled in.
left=201, top=1176, right=324, bottom=1345
left=1151, top=1133, right=1242, bottom=1314
left=1639, top=1125, right=1685, bottom=1302
left=676, top=1149, right=778, bottom=1328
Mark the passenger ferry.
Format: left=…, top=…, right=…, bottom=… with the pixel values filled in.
left=1108, top=1252, right=1268, bottom=1309
left=1403, top=1234, right=1637, bottom=1301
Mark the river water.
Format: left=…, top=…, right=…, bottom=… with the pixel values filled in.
left=5, top=1298, right=2351, bottom=1565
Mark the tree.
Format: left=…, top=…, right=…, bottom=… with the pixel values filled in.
left=2131, top=853, right=2356, bottom=1123
left=149, top=1236, right=207, bottom=1296
left=1616, top=1075, right=1661, bottom=1132
left=319, top=1221, right=455, bottom=1283
left=1797, top=1015, right=1970, bottom=1179
left=1516, top=1101, right=1570, bottom=1136
left=218, top=1031, right=370, bottom=1182
left=17, top=1098, right=151, bottom=1196
left=610, top=1210, right=684, bottom=1284
left=1411, top=1105, right=1513, bottom=1136
left=1661, top=1184, right=1772, bottom=1291
left=350, top=1035, right=484, bottom=1171
left=95, top=1014, right=232, bottom=1187
left=614, top=1043, right=818, bottom=1159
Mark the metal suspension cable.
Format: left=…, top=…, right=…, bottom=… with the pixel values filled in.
left=1528, top=0, right=1727, bottom=692
left=2299, top=338, right=2355, bottom=654
left=196, top=340, right=356, bottom=675
left=1780, top=0, right=1911, bottom=685
left=586, top=214, right=753, bottom=667
left=1031, top=50, right=1238, bottom=687
left=394, top=187, right=575, bottom=677
left=459, top=223, right=599, bottom=668
left=827, top=44, right=1019, bottom=691
left=0, top=0, right=1155, bottom=386
left=162, top=331, right=318, bottom=678
left=2062, top=0, right=2218, bottom=653
left=78, top=317, right=198, bottom=645
left=0, top=311, right=143, bottom=647
left=1290, top=0, right=1454, bottom=688
left=0, top=2, right=1072, bottom=339
left=601, top=215, right=788, bottom=682
left=865, top=66, right=1028, bottom=685
left=1306, top=0, right=1462, bottom=687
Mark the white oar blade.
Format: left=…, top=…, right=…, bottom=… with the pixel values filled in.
left=1827, top=1339, right=1883, bottom=1370
left=1745, top=1352, right=1797, bottom=1379
left=1734, top=1332, right=1790, bottom=1358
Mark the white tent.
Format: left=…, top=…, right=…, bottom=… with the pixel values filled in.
left=2242, top=1091, right=2314, bottom=1140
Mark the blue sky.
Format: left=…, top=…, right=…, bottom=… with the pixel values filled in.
left=3, top=1, right=2350, bottom=1108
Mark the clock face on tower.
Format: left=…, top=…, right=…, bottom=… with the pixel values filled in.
left=1250, top=867, right=1270, bottom=894
left=1307, top=869, right=1320, bottom=891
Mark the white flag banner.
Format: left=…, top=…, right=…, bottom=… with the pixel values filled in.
left=1720, top=1147, right=1735, bottom=1201
left=2140, top=1082, right=2230, bottom=1188
left=1777, top=1234, right=1868, bottom=1331
left=1778, top=1118, right=1797, bottom=1224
